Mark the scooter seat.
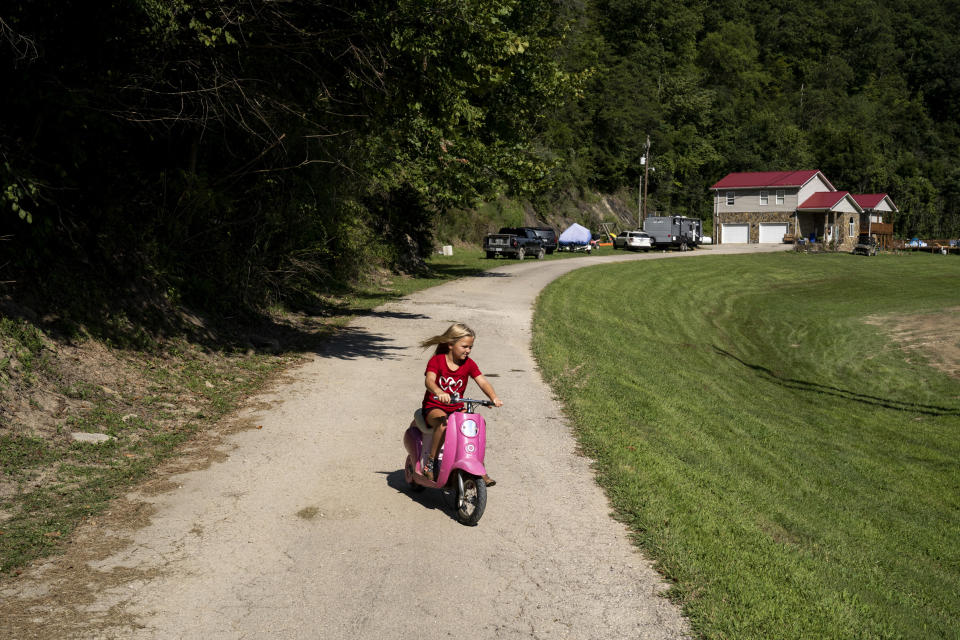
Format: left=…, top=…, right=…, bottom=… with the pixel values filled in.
left=413, top=408, right=433, bottom=432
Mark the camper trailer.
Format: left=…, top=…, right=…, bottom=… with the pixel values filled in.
left=642, top=216, right=702, bottom=250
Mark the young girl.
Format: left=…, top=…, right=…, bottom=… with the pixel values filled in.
left=418, top=322, right=502, bottom=484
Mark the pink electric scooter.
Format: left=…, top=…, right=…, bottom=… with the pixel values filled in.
left=403, top=394, right=494, bottom=525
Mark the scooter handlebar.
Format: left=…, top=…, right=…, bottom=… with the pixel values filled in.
left=432, top=393, right=495, bottom=408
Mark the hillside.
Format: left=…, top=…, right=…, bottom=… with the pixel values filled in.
left=3, top=1, right=957, bottom=323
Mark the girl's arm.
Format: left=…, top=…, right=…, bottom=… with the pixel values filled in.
left=425, top=371, right=451, bottom=404
left=474, top=375, right=503, bottom=407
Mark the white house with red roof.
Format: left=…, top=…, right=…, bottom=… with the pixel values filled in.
left=709, top=170, right=897, bottom=248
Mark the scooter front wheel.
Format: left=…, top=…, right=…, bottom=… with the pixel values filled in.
left=455, top=473, right=486, bottom=526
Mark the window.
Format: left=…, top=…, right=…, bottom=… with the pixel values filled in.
left=776, top=190, right=785, bottom=205
left=849, top=217, right=855, bottom=237
left=726, top=192, right=735, bottom=206
left=759, top=191, right=768, bottom=205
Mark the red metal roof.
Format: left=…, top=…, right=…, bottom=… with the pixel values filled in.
left=798, top=191, right=860, bottom=211
left=852, top=193, right=890, bottom=209
left=710, top=170, right=829, bottom=190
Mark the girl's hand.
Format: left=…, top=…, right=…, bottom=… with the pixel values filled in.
left=437, top=392, right=452, bottom=404
left=492, top=398, right=503, bottom=408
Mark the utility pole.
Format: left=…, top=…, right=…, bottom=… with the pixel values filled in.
left=638, top=174, right=643, bottom=228
left=642, top=135, right=651, bottom=220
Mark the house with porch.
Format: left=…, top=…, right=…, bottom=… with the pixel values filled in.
left=709, top=170, right=897, bottom=249
left=852, top=194, right=898, bottom=249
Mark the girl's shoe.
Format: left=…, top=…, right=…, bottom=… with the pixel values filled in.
left=423, top=457, right=435, bottom=481
left=483, top=475, right=496, bottom=487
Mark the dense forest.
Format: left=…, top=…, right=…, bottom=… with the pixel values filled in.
left=2, top=0, right=959, bottom=315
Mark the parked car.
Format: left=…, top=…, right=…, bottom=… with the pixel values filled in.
left=852, top=234, right=878, bottom=256
left=612, top=230, right=654, bottom=251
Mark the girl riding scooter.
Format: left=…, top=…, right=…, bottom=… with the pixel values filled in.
left=418, top=323, right=502, bottom=484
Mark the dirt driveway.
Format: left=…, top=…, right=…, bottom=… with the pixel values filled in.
left=2, top=244, right=786, bottom=639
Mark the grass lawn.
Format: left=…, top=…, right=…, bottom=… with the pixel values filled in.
left=532, top=251, right=960, bottom=639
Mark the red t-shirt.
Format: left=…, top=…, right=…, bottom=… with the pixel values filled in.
left=422, top=352, right=482, bottom=413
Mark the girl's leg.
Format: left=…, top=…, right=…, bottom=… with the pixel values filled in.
left=423, top=409, right=447, bottom=480
left=410, top=418, right=433, bottom=473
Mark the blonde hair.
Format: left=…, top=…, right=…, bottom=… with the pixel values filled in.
left=420, top=322, right=476, bottom=354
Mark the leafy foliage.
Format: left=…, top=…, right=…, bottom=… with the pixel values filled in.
left=0, top=1, right=571, bottom=313
left=1, top=0, right=958, bottom=317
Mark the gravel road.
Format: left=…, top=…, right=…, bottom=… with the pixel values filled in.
left=4, top=243, right=787, bottom=639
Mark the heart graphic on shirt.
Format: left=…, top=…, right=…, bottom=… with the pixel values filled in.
left=438, top=376, right=465, bottom=393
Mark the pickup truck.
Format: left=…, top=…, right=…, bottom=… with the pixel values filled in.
left=483, top=227, right=545, bottom=259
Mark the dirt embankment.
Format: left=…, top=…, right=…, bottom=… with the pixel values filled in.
left=866, top=307, right=960, bottom=379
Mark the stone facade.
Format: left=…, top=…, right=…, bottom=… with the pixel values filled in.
left=797, top=212, right=861, bottom=250
left=716, top=209, right=863, bottom=248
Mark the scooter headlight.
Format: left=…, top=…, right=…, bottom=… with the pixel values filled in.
left=460, top=419, right=479, bottom=437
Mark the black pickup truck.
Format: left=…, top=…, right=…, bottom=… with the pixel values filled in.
left=483, top=227, right=545, bottom=259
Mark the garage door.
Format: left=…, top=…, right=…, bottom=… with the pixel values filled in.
left=759, top=223, right=788, bottom=244
left=722, top=223, right=749, bottom=243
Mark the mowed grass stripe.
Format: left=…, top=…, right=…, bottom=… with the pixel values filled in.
left=532, top=252, right=960, bottom=639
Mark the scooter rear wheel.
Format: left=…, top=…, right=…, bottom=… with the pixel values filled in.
left=404, top=458, right=425, bottom=492
left=455, top=473, right=486, bottom=526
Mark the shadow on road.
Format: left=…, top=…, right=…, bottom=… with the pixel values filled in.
left=314, top=325, right=408, bottom=361
left=355, top=309, right=431, bottom=319
left=379, top=470, right=462, bottom=523
left=428, top=263, right=513, bottom=280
